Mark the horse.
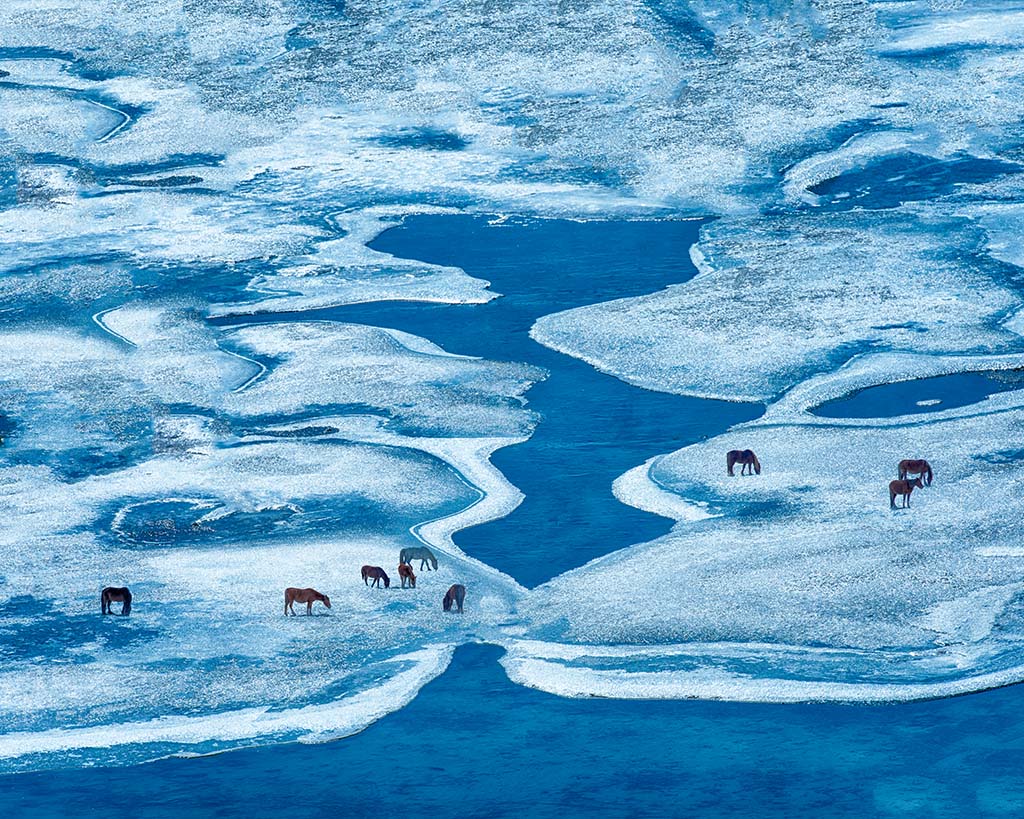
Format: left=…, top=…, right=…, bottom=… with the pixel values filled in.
left=399, top=546, right=438, bottom=571
left=889, top=477, right=924, bottom=508
left=284, top=587, right=331, bottom=616
left=362, top=565, right=390, bottom=589
left=443, top=584, right=466, bottom=613
left=898, top=458, right=933, bottom=486
left=727, top=449, right=761, bottom=476
left=101, top=586, right=132, bottom=616
left=398, top=563, right=416, bottom=589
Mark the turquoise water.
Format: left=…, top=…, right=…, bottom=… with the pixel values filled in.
left=5, top=643, right=1024, bottom=819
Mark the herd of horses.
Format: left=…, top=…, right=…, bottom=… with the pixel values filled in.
left=101, top=545, right=466, bottom=617
left=728, top=449, right=934, bottom=509
left=101, top=453, right=933, bottom=618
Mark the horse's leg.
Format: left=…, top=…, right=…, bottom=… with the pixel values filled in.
left=890, top=492, right=896, bottom=508
left=307, top=601, right=313, bottom=615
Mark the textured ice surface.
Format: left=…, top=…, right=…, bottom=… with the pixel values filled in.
left=517, top=356, right=1024, bottom=700
left=533, top=211, right=1021, bottom=401
left=209, top=208, right=496, bottom=316
left=0, top=304, right=534, bottom=768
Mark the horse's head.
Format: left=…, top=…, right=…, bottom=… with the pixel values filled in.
left=912, top=477, right=924, bottom=488
left=383, top=575, right=391, bottom=589
left=322, top=595, right=331, bottom=608
left=443, top=594, right=452, bottom=612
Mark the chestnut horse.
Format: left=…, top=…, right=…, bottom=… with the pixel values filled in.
left=101, top=586, right=132, bottom=616
left=398, top=563, right=416, bottom=589
left=727, top=449, right=761, bottom=476
left=898, top=458, right=933, bottom=486
left=443, top=584, right=466, bottom=613
left=889, top=477, right=924, bottom=508
left=362, top=565, right=390, bottom=589
left=285, top=587, right=331, bottom=615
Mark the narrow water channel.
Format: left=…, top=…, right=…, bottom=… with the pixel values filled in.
left=214, top=216, right=762, bottom=587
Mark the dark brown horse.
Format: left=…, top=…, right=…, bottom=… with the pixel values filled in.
left=398, top=563, right=416, bottom=589
left=727, top=449, right=761, bottom=476
left=889, top=477, right=924, bottom=508
left=898, top=458, right=933, bottom=486
left=362, top=565, right=390, bottom=589
left=101, top=586, right=132, bottom=616
left=284, top=587, right=331, bottom=616
left=443, top=584, right=466, bottom=613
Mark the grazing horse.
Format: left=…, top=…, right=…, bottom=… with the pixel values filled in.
left=398, top=563, right=416, bottom=589
left=727, top=449, right=761, bottom=476
left=101, top=586, right=132, bottom=616
left=889, top=477, right=924, bottom=508
left=284, top=587, right=331, bottom=616
left=898, top=458, right=933, bottom=486
left=443, top=584, right=466, bottom=613
left=399, top=546, right=438, bottom=571
left=362, top=565, right=390, bottom=589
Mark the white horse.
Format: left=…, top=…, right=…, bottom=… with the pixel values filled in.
left=399, top=546, right=438, bottom=571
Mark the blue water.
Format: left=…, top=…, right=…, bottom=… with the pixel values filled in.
left=213, top=215, right=762, bottom=587
left=813, top=370, right=1024, bottom=418
left=5, top=643, right=1024, bottom=819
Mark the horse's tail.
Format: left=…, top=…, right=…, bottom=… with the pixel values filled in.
left=752, top=453, right=761, bottom=475
left=399, top=549, right=409, bottom=565
left=925, top=463, right=933, bottom=485
left=122, top=591, right=132, bottom=616
left=101, top=589, right=107, bottom=614
left=726, top=451, right=734, bottom=475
